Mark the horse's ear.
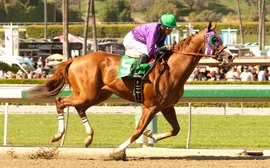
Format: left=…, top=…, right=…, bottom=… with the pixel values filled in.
left=207, top=22, right=212, bottom=32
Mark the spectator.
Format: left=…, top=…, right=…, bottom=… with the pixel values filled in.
left=4, top=71, right=15, bottom=79
left=16, top=69, right=24, bottom=79
left=35, top=65, right=43, bottom=78
left=0, top=69, right=4, bottom=79
left=214, top=67, right=225, bottom=81
left=194, top=67, right=207, bottom=81
left=37, top=56, right=43, bottom=68
left=258, top=66, right=269, bottom=81
left=240, top=66, right=253, bottom=81
left=225, top=67, right=240, bottom=81
left=250, top=66, right=258, bottom=81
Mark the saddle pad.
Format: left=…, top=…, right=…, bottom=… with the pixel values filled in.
left=117, top=55, right=137, bottom=78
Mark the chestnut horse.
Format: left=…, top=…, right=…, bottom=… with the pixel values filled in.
left=28, top=22, right=234, bottom=159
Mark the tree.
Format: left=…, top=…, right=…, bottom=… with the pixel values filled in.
left=182, top=0, right=214, bottom=11
left=236, top=0, right=244, bottom=44
left=182, top=0, right=196, bottom=10
left=83, top=0, right=91, bottom=55
left=5, top=2, right=26, bottom=22
left=128, top=0, right=154, bottom=12
left=83, top=0, right=97, bottom=54
left=0, top=2, right=6, bottom=22
left=91, top=0, right=97, bottom=52
left=144, top=0, right=178, bottom=22
left=62, top=0, right=70, bottom=60
left=100, top=0, right=132, bottom=22
left=258, top=0, right=265, bottom=50
left=245, top=0, right=257, bottom=6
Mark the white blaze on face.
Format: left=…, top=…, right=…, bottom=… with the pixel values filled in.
left=221, top=48, right=236, bottom=65
left=223, top=47, right=232, bottom=56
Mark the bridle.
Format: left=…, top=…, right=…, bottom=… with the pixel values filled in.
left=172, top=30, right=227, bottom=61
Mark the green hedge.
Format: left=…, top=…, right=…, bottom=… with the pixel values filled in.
left=23, top=22, right=270, bottom=45
left=0, top=62, right=20, bottom=73
left=26, top=24, right=139, bottom=39
left=1, top=22, right=269, bottom=45
left=1, top=22, right=269, bottom=41
left=0, top=79, right=44, bottom=84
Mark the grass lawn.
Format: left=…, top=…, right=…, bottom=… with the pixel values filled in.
left=1, top=114, right=270, bottom=150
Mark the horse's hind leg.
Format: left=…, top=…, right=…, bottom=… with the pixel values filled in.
left=144, top=106, right=180, bottom=141
left=75, top=106, right=94, bottom=147
left=51, top=94, right=91, bottom=143
left=51, top=97, right=66, bottom=142
left=52, top=90, right=112, bottom=146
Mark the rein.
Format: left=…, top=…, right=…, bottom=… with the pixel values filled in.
left=172, top=45, right=227, bottom=60
left=172, top=50, right=217, bottom=59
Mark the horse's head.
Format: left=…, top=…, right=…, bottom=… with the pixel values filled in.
left=203, top=22, right=235, bottom=65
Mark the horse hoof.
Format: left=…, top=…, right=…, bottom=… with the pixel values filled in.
left=109, top=149, right=126, bottom=161
left=84, top=135, right=93, bottom=148
left=51, top=132, right=64, bottom=142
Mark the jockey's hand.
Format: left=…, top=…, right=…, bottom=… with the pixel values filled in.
left=166, top=45, right=174, bottom=51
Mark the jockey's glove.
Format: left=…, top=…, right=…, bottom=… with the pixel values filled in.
left=158, top=45, right=173, bottom=53
left=165, top=45, right=174, bottom=51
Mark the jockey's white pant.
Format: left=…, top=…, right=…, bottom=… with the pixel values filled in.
left=123, top=31, right=147, bottom=58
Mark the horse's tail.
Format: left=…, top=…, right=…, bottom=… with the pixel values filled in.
left=27, top=59, right=73, bottom=98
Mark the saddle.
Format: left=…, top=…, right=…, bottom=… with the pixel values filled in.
left=117, top=55, right=154, bottom=103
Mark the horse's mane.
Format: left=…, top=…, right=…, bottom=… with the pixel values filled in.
left=162, top=32, right=201, bottom=60
left=173, top=33, right=194, bottom=51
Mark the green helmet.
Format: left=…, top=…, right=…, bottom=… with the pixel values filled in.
left=159, top=13, right=176, bottom=28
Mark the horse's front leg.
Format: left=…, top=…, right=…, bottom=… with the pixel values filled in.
left=76, top=107, right=94, bottom=147
left=144, top=106, right=180, bottom=141
left=111, top=106, right=158, bottom=160
left=51, top=97, right=66, bottom=142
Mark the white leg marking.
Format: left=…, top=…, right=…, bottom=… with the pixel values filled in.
left=58, top=114, right=65, bottom=133
left=152, top=133, right=168, bottom=141
left=115, top=138, right=131, bottom=153
left=82, top=117, right=93, bottom=135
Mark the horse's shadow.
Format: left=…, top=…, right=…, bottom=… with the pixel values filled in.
left=124, top=155, right=270, bottom=161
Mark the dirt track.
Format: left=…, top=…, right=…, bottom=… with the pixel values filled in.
left=1, top=155, right=270, bottom=168
left=1, top=147, right=270, bottom=168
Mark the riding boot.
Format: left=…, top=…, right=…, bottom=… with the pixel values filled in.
left=133, top=53, right=150, bottom=79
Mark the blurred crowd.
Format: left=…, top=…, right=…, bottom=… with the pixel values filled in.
left=1, top=56, right=270, bottom=82
left=188, top=65, right=270, bottom=81
left=0, top=57, right=53, bottom=79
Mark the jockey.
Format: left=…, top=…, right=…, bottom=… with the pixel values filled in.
left=123, top=13, right=177, bottom=78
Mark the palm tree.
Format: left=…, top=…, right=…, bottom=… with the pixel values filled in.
left=83, top=0, right=97, bottom=55
left=83, top=0, right=91, bottom=55
left=62, top=0, right=69, bottom=60
left=91, top=0, right=97, bottom=52
left=258, top=0, right=265, bottom=50
left=236, top=0, right=244, bottom=45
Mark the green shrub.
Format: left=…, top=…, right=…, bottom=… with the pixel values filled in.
left=0, top=62, right=20, bottom=73
left=25, top=22, right=270, bottom=45
left=0, top=79, right=45, bottom=84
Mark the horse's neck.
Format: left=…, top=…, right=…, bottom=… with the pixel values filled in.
left=167, top=33, right=204, bottom=83
left=175, top=32, right=204, bottom=53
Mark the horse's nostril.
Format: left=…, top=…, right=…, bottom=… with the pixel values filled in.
left=228, top=55, right=233, bottom=60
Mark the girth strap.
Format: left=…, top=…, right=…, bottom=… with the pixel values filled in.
left=134, top=78, right=143, bottom=103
